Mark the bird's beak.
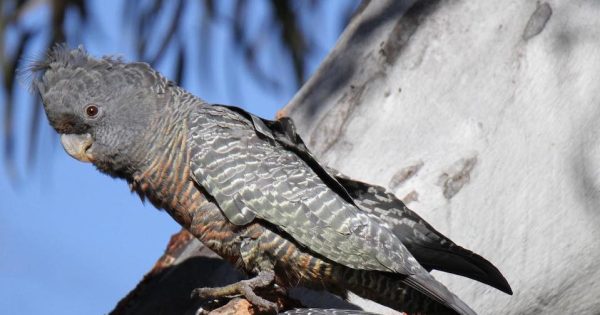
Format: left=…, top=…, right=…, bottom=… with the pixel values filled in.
left=60, top=133, right=94, bottom=163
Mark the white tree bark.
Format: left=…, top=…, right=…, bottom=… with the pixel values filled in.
left=281, top=1, right=600, bottom=314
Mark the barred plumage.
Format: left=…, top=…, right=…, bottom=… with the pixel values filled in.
left=187, top=105, right=476, bottom=314
left=34, top=46, right=511, bottom=315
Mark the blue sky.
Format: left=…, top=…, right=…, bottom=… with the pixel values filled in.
left=0, top=1, right=353, bottom=314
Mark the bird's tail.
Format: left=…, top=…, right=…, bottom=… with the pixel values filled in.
left=337, top=267, right=476, bottom=315
left=281, top=309, right=378, bottom=315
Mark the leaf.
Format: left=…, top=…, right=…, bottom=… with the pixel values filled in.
left=3, top=30, right=33, bottom=182
left=149, top=0, right=184, bottom=65
left=174, top=41, right=185, bottom=86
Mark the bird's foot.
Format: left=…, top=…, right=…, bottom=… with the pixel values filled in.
left=191, top=270, right=278, bottom=313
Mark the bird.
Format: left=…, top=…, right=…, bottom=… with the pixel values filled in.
left=31, top=45, right=511, bottom=314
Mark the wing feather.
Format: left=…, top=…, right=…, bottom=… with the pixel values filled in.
left=212, top=105, right=510, bottom=294
left=188, top=105, right=418, bottom=275
left=188, top=105, right=479, bottom=315
left=239, top=107, right=511, bottom=295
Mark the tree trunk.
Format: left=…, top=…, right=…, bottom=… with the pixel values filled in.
left=282, top=0, right=600, bottom=314
left=114, top=1, right=600, bottom=314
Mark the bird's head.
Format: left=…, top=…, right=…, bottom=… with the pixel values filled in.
left=30, top=45, right=170, bottom=178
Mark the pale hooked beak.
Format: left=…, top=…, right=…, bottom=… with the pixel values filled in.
left=60, top=133, right=94, bottom=163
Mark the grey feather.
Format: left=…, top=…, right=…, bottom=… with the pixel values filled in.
left=224, top=105, right=511, bottom=295
left=33, top=47, right=484, bottom=314
left=189, top=105, right=419, bottom=274
left=188, top=105, right=477, bottom=315
left=333, top=173, right=512, bottom=294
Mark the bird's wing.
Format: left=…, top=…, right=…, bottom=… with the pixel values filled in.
left=188, top=105, right=477, bottom=315
left=188, top=105, right=418, bottom=274
left=224, top=106, right=511, bottom=295
left=217, top=107, right=512, bottom=294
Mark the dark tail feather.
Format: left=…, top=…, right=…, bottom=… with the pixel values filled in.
left=403, top=273, right=477, bottom=315
left=339, top=268, right=476, bottom=315
left=330, top=173, right=512, bottom=295
left=280, top=309, right=378, bottom=315
left=413, top=243, right=512, bottom=295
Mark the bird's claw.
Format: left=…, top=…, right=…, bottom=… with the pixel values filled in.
left=191, top=270, right=278, bottom=313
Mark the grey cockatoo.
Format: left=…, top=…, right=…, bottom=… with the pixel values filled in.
left=31, top=45, right=511, bottom=314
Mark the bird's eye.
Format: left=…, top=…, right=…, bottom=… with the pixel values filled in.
left=85, top=104, right=99, bottom=118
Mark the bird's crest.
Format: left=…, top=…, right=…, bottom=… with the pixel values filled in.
left=25, top=44, right=173, bottom=98
left=23, top=44, right=127, bottom=93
